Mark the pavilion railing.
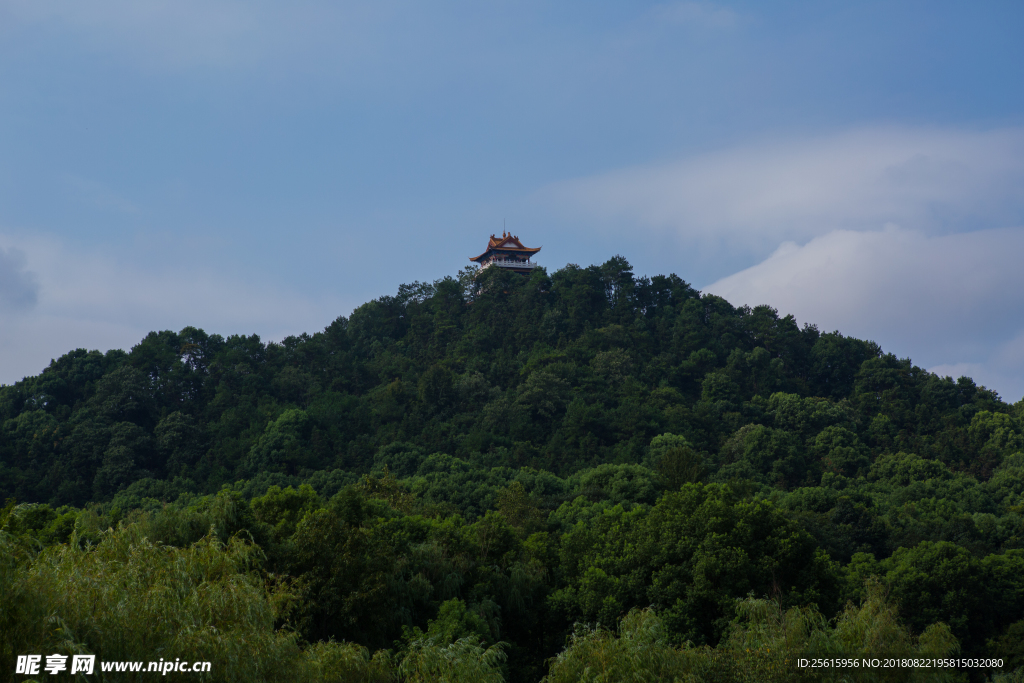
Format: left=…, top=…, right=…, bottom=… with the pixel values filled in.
left=480, top=259, right=537, bottom=270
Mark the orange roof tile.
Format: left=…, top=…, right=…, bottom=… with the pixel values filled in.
left=470, top=232, right=541, bottom=261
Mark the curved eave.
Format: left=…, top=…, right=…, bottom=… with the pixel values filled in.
left=470, top=246, right=542, bottom=261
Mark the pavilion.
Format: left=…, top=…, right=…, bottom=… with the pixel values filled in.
left=469, top=232, right=541, bottom=275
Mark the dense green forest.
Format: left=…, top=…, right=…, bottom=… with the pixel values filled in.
left=3, top=258, right=1024, bottom=681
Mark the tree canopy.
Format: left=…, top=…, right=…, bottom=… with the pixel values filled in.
left=2, top=258, right=1023, bottom=681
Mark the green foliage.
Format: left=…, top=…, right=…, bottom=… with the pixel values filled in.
left=566, top=463, right=659, bottom=506
left=845, top=541, right=1024, bottom=653
left=546, top=586, right=960, bottom=683
left=421, top=598, right=497, bottom=645
left=550, top=483, right=839, bottom=646
left=251, top=483, right=321, bottom=539
left=716, top=423, right=809, bottom=487
left=1, top=522, right=305, bottom=682
left=244, top=408, right=314, bottom=476
left=2, top=255, right=1021, bottom=680
left=399, top=634, right=507, bottom=683
left=715, top=582, right=960, bottom=682
left=298, top=641, right=393, bottom=683
left=990, top=620, right=1024, bottom=672
left=543, top=608, right=702, bottom=683
left=648, top=433, right=704, bottom=490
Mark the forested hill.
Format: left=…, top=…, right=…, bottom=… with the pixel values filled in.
left=4, top=256, right=1008, bottom=505
left=3, top=257, right=1024, bottom=681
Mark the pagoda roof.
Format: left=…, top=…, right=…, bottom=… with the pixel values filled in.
left=470, top=232, right=542, bottom=262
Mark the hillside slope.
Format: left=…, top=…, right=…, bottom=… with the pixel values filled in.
left=3, top=257, right=1024, bottom=679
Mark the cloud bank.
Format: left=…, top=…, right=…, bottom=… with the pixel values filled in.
left=543, top=126, right=1024, bottom=402
left=548, top=127, right=1024, bottom=251
left=703, top=226, right=1024, bottom=402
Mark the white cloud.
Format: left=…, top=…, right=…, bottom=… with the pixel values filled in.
left=703, top=226, right=1024, bottom=402
left=544, top=126, right=1024, bottom=401
left=0, top=233, right=347, bottom=385
left=546, top=127, right=1024, bottom=253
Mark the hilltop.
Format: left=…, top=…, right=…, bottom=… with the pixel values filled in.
left=3, top=257, right=1023, bottom=680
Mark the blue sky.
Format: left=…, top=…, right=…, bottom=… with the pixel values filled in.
left=2, top=1, right=1024, bottom=399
